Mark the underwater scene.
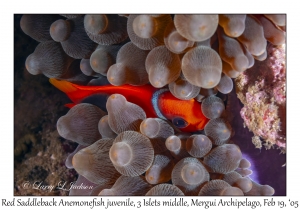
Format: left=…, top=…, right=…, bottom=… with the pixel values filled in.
left=14, top=14, right=286, bottom=196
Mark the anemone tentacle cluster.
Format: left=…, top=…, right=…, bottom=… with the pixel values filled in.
left=20, top=14, right=285, bottom=196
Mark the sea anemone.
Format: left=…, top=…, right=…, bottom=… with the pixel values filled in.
left=244, top=180, right=275, bottom=196
left=106, top=94, right=146, bottom=133
left=218, top=15, right=246, bottom=38
left=56, top=103, right=106, bottom=145
left=65, top=144, right=86, bottom=169
left=165, top=135, right=190, bottom=160
left=109, top=131, right=154, bottom=176
left=145, top=45, right=181, bottom=88
left=171, top=157, right=210, bottom=195
left=98, top=115, right=117, bottom=139
left=80, top=58, right=101, bottom=77
left=127, top=14, right=172, bottom=50
left=216, top=73, right=233, bottom=94
left=89, top=44, right=122, bottom=76
left=222, top=60, right=241, bottom=78
left=174, top=15, right=219, bottom=42
left=20, top=14, right=61, bottom=42
left=222, top=171, right=253, bottom=193
left=198, top=179, right=244, bottom=196
left=25, top=40, right=74, bottom=78
left=256, top=15, right=285, bottom=46
left=72, top=138, right=120, bottom=184
left=203, top=144, right=242, bottom=173
left=51, top=17, right=98, bottom=59
left=99, top=175, right=151, bottom=196
left=264, top=14, right=286, bottom=26
left=201, top=95, right=225, bottom=119
left=204, top=118, right=232, bottom=145
left=164, top=21, right=194, bottom=54
left=181, top=45, right=222, bottom=88
left=140, top=118, right=174, bottom=140
left=59, top=59, right=92, bottom=85
left=107, top=42, right=149, bottom=86
left=239, top=158, right=251, bottom=169
left=145, top=184, right=184, bottom=196
left=186, top=134, right=212, bottom=158
left=50, top=19, right=72, bottom=42
left=145, top=154, right=174, bottom=184
left=218, top=27, right=249, bottom=72
left=84, top=14, right=128, bottom=45
left=237, top=15, right=267, bottom=57
left=168, top=76, right=200, bottom=100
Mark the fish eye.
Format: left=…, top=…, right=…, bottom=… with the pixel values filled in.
left=172, top=117, right=188, bottom=128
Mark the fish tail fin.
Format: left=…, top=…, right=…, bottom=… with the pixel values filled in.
left=50, top=78, right=112, bottom=104
left=49, top=78, right=78, bottom=94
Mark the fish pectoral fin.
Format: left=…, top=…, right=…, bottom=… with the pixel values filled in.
left=64, top=103, right=76, bottom=109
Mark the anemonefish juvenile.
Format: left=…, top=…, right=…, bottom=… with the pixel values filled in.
left=50, top=78, right=209, bottom=132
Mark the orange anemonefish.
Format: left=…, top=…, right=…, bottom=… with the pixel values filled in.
left=50, top=78, right=209, bottom=132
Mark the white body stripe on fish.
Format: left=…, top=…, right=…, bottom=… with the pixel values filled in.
left=151, top=89, right=168, bottom=120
